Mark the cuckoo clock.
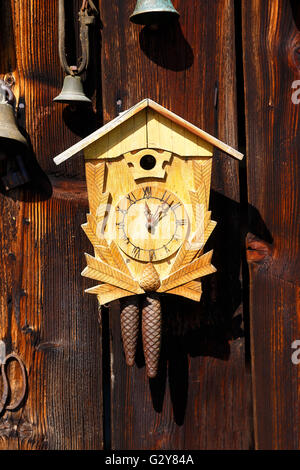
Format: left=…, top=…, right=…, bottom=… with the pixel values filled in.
left=54, top=99, right=243, bottom=378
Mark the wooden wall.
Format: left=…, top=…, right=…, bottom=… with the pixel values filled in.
left=0, top=0, right=298, bottom=450
left=243, top=0, right=300, bottom=449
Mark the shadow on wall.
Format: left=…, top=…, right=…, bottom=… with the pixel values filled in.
left=290, top=0, right=300, bottom=30
left=139, top=20, right=194, bottom=71
left=132, top=190, right=272, bottom=425
left=0, top=137, right=53, bottom=202
left=0, top=0, right=16, bottom=73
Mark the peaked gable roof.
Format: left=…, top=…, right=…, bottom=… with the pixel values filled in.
left=53, top=98, right=243, bottom=165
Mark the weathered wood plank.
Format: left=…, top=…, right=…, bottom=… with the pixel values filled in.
left=101, top=0, right=252, bottom=449
left=0, top=0, right=103, bottom=450
left=0, top=181, right=103, bottom=450
left=243, top=0, right=300, bottom=449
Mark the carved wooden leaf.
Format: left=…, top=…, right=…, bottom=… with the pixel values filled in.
left=93, top=244, right=119, bottom=267
left=85, top=162, right=106, bottom=215
left=85, top=283, right=134, bottom=304
left=81, top=221, right=98, bottom=247
left=95, top=192, right=110, bottom=229
left=184, top=281, right=203, bottom=292
left=170, top=240, right=198, bottom=274
left=192, top=159, right=212, bottom=206
left=82, top=254, right=142, bottom=294
left=82, top=211, right=110, bottom=249
left=109, top=241, right=132, bottom=276
left=170, top=214, right=216, bottom=274
left=192, top=218, right=217, bottom=247
left=165, top=284, right=202, bottom=302
left=159, top=250, right=216, bottom=292
left=189, top=189, right=206, bottom=222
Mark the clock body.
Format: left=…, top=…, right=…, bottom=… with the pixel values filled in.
left=78, top=101, right=220, bottom=304
left=54, top=99, right=243, bottom=377
left=53, top=100, right=244, bottom=305
left=81, top=144, right=217, bottom=304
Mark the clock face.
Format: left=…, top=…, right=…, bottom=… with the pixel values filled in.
left=115, top=186, right=189, bottom=262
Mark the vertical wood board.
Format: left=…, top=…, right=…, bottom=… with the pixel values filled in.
left=242, top=0, right=300, bottom=449
left=100, top=0, right=252, bottom=450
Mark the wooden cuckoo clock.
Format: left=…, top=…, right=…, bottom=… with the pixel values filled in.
left=54, top=99, right=243, bottom=378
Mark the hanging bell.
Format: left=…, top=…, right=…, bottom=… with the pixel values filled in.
left=130, top=0, right=179, bottom=26
left=53, top=75, right=91, bottom=103
left=0, top=102, right=27, bottom=145
left=0, top=84, right=27, bottom=146
left=0, top=81, right=30, bottom=190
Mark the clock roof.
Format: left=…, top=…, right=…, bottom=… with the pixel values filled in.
left=53, top=98, right=243, bottom=165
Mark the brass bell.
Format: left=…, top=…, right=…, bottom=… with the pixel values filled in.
left=0, top=81, right=30, bottom=190
left=53, top=75, right=91, bottom=103
left=0, top=102, right=27, bottom=145
left=0, top=84, right=27, bottom=146
left=130, top=0, right=179, bottom=26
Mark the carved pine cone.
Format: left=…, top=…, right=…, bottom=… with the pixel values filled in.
left=139, top=263, right=161, bottom=292
left=142, top=293, right=161, bottom=378
left=120, top=297, right=140, bottom=367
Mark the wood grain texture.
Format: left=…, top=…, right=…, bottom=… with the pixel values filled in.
left=0, top=0, right=103, bottom=450
left=0, top=181, right=103, bottom=450
left=243, top=0, right=300, bottom=449
left=100, top=0, right=252, bottom=450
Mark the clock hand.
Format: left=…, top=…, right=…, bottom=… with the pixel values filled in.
left=144, top=202, right=153, bottom=232
left=152, top=203, right=169, bottom=226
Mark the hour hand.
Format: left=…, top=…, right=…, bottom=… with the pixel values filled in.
left=144, top=202, right=153, bottom=231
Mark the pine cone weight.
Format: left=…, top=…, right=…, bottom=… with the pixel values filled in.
left=142, top=293, right=161, bottom=378
left=120, top=296, right=140, bottom=367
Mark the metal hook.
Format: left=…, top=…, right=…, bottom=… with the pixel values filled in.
left=0, top=351, right=27, bottom=414
left=0, top=79, right=14, bottom=104
left=57, top=0, right=98, bottom=76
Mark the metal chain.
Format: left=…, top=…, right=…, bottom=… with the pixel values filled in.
left=58, top=0, right=98, bottom=76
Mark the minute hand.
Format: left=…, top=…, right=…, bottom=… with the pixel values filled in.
left=152, top=204, right=169, bottom=226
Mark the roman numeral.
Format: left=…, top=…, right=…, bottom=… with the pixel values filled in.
left=127, top=193, right=137, bottom=205
left=176, top=219, right=187, bottom=226
left=132, top=246, right=141, bottom=258
left=160, top=191, right=171, bottom=204
left=143, top=187, right=152, bottom=199
left=164, top=245, right=170, bottom=253
left=149, top=249, right=156, bottom=261
left=122, top=235, right=130, bottom=244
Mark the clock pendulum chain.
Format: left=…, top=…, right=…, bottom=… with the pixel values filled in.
left=142, top=293, right=161, bottom=379
left=120, top=297, right=140, bottom=367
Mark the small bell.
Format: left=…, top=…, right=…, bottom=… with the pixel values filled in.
left=130, top=0, right=179, bottom=26
left=53, top=75, right=91, bottom=103
left=0, top=80, right=30, bottom=190
left=0, top=84, right=27, bottom=145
